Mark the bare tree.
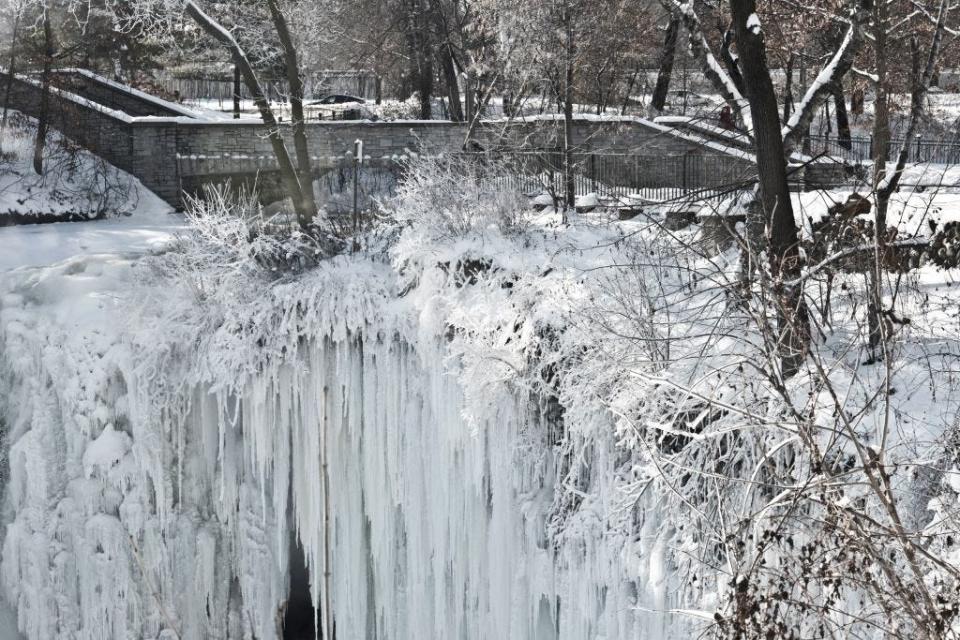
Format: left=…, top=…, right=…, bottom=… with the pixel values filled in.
left=266, top=0, right=318, bottom=217
left=730, top=0, right=809, bottom=376
left=32, top=0, right=51, bottom=175
left=867, top=0, right=950, bottom=358
left=0, top=0, right=25, bottom=152
left=649, top=14, right=679, bottom=114
left=109, top=0, right=319, bottom=230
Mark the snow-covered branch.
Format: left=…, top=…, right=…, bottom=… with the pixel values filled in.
left=781, top=0, right=872, bottom=152
left=659, top=0, right=753, bottom=133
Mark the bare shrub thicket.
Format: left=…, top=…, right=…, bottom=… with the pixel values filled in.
left=552, top=188, right=960, bottom=639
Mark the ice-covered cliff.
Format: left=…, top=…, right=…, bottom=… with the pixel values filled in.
left=0, top=202, right=692, bottom=640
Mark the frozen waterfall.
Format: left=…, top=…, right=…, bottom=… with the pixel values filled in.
left=0, top=254, right=683, bottom=640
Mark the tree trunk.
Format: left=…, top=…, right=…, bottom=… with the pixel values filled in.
left=719, top=25, right=747, bottom=95
left=779, top=0, right=871, bottom=152
left=594, top=61, right=608, bottom=115
left=731, top=0, right=809, bottom=377
left=439, top=44, right=463, bottom=121
left=783, top=53, right=794, bottom=123
left=563, top=6, right=576, bottom=213
left=869, top=0, right=949, bottom=358
left=184, top=1, right=313, bottom=229
left=872, top=0, right=891, bottom=218
left=233, top=62, right=241, bottom=119
left=868, top=0, right=891, bottom=360
left=406, top=0, right=433, bottom=120
left=266, top=0, right=318, bottom=219
left=461, top=70, right=500, bottom=147
left=650, top=16, right=679, bottom=114
left=464, top=70, right=475, bottom=122
left=417, top=56, right=433, bottom=119
left=33, top=5, right=53, bottom=176
left=659, top=0, right=750, bottom=129
left=830, top=80, right=852, bottom=150
left=0, top=0, right=23, bottom=153
left=621, top=66, right=640, bottom=115
left=800, top=50, right=810, bottom=155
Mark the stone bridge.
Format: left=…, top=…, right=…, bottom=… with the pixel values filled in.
left=1, top=68, right=760, bottom=209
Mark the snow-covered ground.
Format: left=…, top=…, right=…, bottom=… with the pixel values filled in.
left=183, top=96, right=422, bottom=121
left=0, top=204, right=182, bottom=271
left=0, top=111, right=182, bottom=271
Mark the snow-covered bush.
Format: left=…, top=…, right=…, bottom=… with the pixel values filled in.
left=157, top=184, right=325, bottom=304
left=365, top=96, right=421, bottom=121
left=387, top=153, right=529, bottom=240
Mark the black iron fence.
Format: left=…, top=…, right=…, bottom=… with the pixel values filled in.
left=176, top=151, right=761, bottom=206
left=461, top=151, right=759, bottom=203
left=806, top=134, right=960, bottom=164
left=152, top=71, right=382, bottom=105
left=176, top=149, right=960, bottom=214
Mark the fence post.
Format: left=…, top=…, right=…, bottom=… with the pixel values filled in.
left=868, top=135, right=873, bottom=160
left=682, top=153, right=689, bottom=192
left=353, top=139, right=363, bottom=251
left=915, top=135, right=922, bottom=163
left=590, top=154, right=596, bottom=193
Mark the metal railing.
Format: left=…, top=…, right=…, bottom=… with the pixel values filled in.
left=806, top=134, right=960, bottom=164
left=177, top=150, right=756, bottom=208
left=151, top=71, right=382, bottom=103
left=175, top=149, right=960, bottom=215
left=460, top=151, right=759, bottom=204
left=176, top=151, right=763, bottom=205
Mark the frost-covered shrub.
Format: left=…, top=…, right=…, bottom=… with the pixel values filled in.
left=158, top=185, right=325, bottom=304
left=388, top=153, right=529, bottom=240
left=366, top=96, right=420, bottom=120
left=0, top=118, right=32, bottom=164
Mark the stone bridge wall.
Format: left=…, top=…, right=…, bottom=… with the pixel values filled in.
left=49, top=70, right=194, bottom=118
left=3, top=74, right=133, bottom=167
left=1, top=72, right=183, bottom=203
left=1, top=69, right=759, bottom=209
left=175, top=120, right=468, bottom=161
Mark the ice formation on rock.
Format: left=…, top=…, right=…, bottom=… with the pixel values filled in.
left=0, top=251, right=684, bottom=640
